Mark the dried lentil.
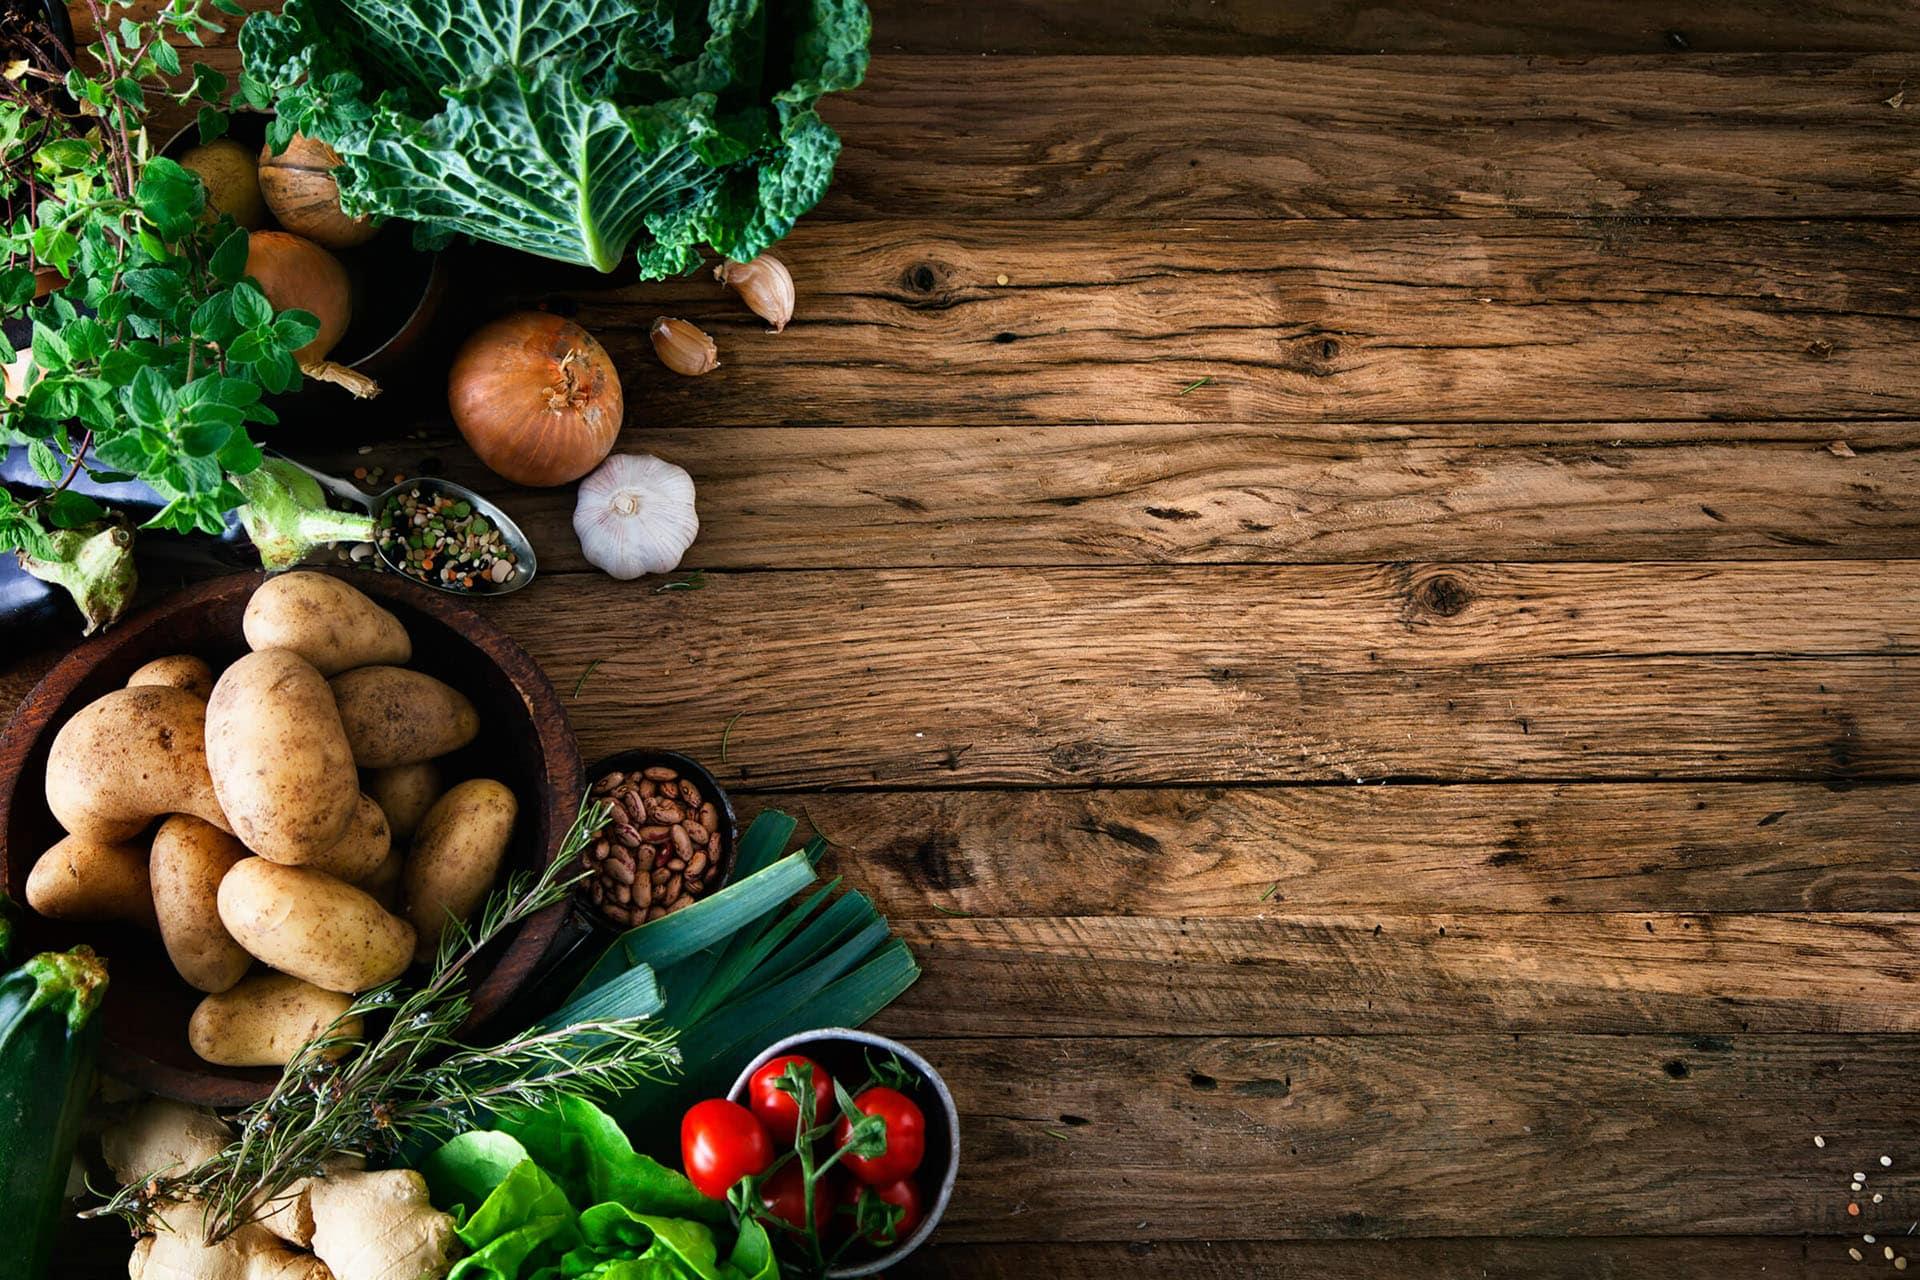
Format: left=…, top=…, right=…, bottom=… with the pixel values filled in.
left=377, top=487, right=520, bottom=592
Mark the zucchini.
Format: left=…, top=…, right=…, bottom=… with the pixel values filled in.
left=0, top=947, right=108, bottom=1280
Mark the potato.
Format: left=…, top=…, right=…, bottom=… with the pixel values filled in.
left=296, top=793, right=391, bottom=881
left=189, top=972, right=362, bottom=1067
left=150, top=816, right=252, bottom=993
left=358, top=845, right=404, bottom=911
left=45, top=685, right=229, bottom=842
left=404, top=779, right=517, bottom=961
left=243, top=573, right=411, bottom=676
left=365, top=760, right=442, bottom=840
left=126, top=654, right=215, bottom=700
left=217, top=858, right=415, bottom=993
left=206, top=649, right=360, bottom=863
left=26, top=833, right=157, bottom=929
left=329, top=667, right=479, bottom=768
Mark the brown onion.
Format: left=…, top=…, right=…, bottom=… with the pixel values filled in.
left=258, top=134, right=378, bottom=250
left=448, top=312, right=623, bottom=487
left=245, top=230, right=351, bottom=364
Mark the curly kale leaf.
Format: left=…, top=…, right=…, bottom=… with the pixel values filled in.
left=241, top=0, right=869, bottom=274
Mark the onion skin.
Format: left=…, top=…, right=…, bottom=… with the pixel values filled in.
left=259, top=133, right=378, bottom=249
left=448, top=312, right=623, bottom=488
left=245, top=230, right=352, bottom=364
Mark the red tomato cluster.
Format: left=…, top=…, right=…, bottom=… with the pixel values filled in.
left=678, top=1054, right=932, bottom=1250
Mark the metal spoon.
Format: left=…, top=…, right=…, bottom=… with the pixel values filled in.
left=270, top=454, right=539, bottom=596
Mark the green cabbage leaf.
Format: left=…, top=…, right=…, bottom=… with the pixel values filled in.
left=238, top=0, right=869, bottom=273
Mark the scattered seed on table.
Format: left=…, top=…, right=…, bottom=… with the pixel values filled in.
left=1851, top=1203, right=1862, bottom=1216
left=1877, top=1195, right=1886, bottom=1204
left=1858, top=1172, right=1869, bottom=1181
left=1853, top=1247, right=1865, bottom=1261
left=1886, top=1157, right=1896, bottom=1167
left=1869, top=1235, right=1879, bottom=1244
left=1856, top=1182, right=1866, bottom=1192
left=1817, top=1136, right=1828, bottom=1148
left=1897, top=1257, right=1908, bottom=1270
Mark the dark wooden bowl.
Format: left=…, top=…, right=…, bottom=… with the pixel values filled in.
left=0, top=569, right=582, bottom=1106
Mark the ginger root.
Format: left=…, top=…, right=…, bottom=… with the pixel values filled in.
left=131, top=1200, right=331, bottom=1280
left=106, top=1101, right=457, bottom=1280
left=306, top=1169, right=457, bottom=1280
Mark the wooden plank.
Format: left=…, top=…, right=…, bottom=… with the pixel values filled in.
left=322, top=423, right=1920, bottom=570
left=878, top=913, right=1920, bottom=1036
left=738, top=782, right=1920, bottom=916
left=520, top=563, right=1920, bottom=787
left=70, top=0, right=1920, bottom=58
left=819, top=55, right=1920, bottom=221
left=866, top=0, right=1920, bottom=55
left=901, top=1238, right=1833, bottom=1278
left=881, top=1036, right=1918, bottom=1240
left=551, top=219, right=1920, bottom=426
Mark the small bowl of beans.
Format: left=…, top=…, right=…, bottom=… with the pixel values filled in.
left=580, top=750, right=738, bottom=929
left=373, top=477, right=537, bottom=596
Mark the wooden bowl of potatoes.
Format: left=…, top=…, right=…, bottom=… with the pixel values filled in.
left=0, top=569, right=582, bottom=1106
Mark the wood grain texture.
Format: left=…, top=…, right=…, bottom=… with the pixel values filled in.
left=324, top=422, right=1920, bottom=569
left=736, top=782, right=1920, bottom=916
left=820, top=55, right=1920, bottom=221
left=521, top=562, right=1920, bottom=787
left=546, top=219, right=1920, bottom=426
left=866, top=0, right=1920, bottom=54
left=876, top=914, right=1920, bottom=1036
left=887, top=1035, right=1918, bottom=1239
left=901, top=1238, right=1841, bottom=1277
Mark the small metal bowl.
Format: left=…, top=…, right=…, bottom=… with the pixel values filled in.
left=578, top=749, right=738, bottom=926
left=371, top=476, right=538, bottom=596
left=729, top=1029, right=961, bottom=1277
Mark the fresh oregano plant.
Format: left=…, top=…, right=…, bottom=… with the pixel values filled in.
left=0, top=0, right=333, bottom=629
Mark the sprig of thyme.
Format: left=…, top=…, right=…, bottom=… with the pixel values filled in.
left=88, top=796, right=682, bottom=1242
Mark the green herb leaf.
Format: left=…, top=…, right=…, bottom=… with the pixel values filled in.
left=230, top=280, right=274, bottom=330
left=43, top=490, right=105, bottom=529
left=135, top=156, right=204, bottom=238
left=27, top=439, right=62, bottom=484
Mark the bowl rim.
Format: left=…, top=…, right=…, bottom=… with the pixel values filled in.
left=0, top=568, right=583, bottom=1105
left=727, top=1027, right=961, bottom=1277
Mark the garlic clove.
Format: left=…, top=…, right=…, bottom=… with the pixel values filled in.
left=649, top=317, right=718, bottom=376
left=573, top=453, right=699, bottom=580
left=715, top=253, right=795, bottom=333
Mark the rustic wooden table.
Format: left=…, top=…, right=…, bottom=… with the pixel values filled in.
left=16, top=2, right=1920, bottom=1276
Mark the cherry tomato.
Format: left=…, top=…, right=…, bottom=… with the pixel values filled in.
left=759, top=1161, right=834, bottom=1235
left=749, top=1054, right=836, bottom=1143
left=832, top=1085, right=927, bottom=1185
left=837, top=1176, right=924, bottom=1246
left=680, top=1098, right=773, bottom=1199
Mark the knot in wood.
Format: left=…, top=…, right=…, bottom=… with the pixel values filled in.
left=1413, top=572, right=1473, bottom=618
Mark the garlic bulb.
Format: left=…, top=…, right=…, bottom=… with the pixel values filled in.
left=715, top=253, right=795, bottom=332
left=572, top=453, right=699, bottom=579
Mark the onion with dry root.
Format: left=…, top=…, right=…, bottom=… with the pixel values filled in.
left=258, top=133, right=378, bottom=250
left=448, top=311, right=624, bottom=486
left=244, top=230, right=377, bottom=398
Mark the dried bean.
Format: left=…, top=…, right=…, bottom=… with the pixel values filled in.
left=671, top=825, right=693, bottom=856
left=665, top=873, right=682, bottom=901
left=650, top=800, right=684, bottom=823
left=638, top=780, right=658, bottom=797
left=687, top=851, right=708, bottom=878
left=611, top=822, right=641, bottom=846
left=644, top=766, right=677, bottom=781
left=666, top=897, right=693, bottom=914
left=612, top=882, right=631, bottom=905
left=638, top=824, right=671, bottom=842
left=592, top=773, right=623, bottom=795
left=646, top=906, right=666, bottom=921
left=607, top=858, right=634, bottom=885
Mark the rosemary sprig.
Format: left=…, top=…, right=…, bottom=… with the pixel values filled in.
left=89, top=796, right=680, bottom=1242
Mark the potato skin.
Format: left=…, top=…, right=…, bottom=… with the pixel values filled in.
left=189, top=972, right=362, bottom=1066
left=296, top=793, right=390, bottom=882
left=218, top=858, right=415, bottom=993
left=359, top=845, right=404, bottom=911
left=151, top=816, right=253, bottom=993
left=243, top=572, right=411, bottom=676
left=328, top=667, right=479, bottom=768
left=26, top=833, right=157, bottom=929
left=206, top=649, right=360, bottom=863
left=45, top=685, right=230, bottom=842
left=365, top=760, right=443, bottom=840
left=404, top=779, right=517, bottom=961
left=126, top=654, right=215, bottom=700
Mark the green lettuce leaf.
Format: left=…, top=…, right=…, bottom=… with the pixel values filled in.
left=239, top=0, right=869, bottom=273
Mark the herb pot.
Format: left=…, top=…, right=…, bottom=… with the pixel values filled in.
left=729, top=1029, right=960, bottom=1277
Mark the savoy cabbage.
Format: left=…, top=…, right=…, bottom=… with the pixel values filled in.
left=239, top=0, right=869, bottom=273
